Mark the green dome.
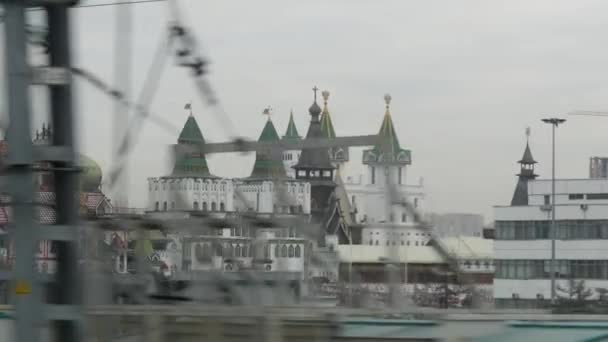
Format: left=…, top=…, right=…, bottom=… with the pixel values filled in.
left=79, top=154, right=102, bottom=192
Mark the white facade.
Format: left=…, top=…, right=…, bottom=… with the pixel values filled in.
left=147, top=177, right=311, bottom=216
left=344, top=173, right=424, bottom=225
left=147, top=177, right=235, bottom=212
left=282, top=150, right=301, bottom=179
left=183, top=226, right=308, bottom=277
left=494, top=178, right=608, bottom=307
left=236, top=180, right=311, bottom=214
left=361, top=225, right=432, bottom=247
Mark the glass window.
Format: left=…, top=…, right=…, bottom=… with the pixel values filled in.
left=587, top=193, right=608, bottom=200
left=281, top=245, right=287, bottom=257
left=295, top=245, right=301, bottom=258
left=288, top=245, right=294, bottom=257
left=371, top=167, right=375, bottom=184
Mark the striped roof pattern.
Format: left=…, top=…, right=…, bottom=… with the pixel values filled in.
left=319, top=103, right=336, bottom=139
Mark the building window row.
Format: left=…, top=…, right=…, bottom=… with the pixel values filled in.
left=273, top=205, right=304, bottom=214
left=496, top=220, right=608, bottom=240
left=495, top=259, right=608, bottom=280
left=273, top=244, right=301, bottom=258
left=567, top=193, right=608, bottom=200
left=194, top=242, right=252, bottom=261
left=368, top=240, right=424, bottom=246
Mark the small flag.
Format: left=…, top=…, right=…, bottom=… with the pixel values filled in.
left=184, top=103, right=192, bottom=110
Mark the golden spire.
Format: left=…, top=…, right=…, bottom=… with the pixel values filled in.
left=384, top=93, right=392, bottom=116
left=322, top=90, right=330, bottom=114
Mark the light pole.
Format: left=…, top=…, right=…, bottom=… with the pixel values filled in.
left=541, top=117, right=566, bottom=303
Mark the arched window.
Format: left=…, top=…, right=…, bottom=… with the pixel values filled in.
left=220, top=202, right=225, bottom=212
left=242, top=245, right=248, bottom=257
left=281, top=245, right=287, bottom=257
left=375, top=240, right=379, bottom=246
left=274, top=244, right=279, bottom=258
left=406, top=241, right=410, bottom=246
left=202, top=243, right=210, bottom=260
left=171, top=202, right=175, bottom=210
left=193, top=201, right=199, bottom=210
left=226, top=244, right=233, bottom=258
left=288, top=245, right=294, bottom=257
left=214, top=242, right=223, bottom=257
left=415, top=241, right=419, bottom=246
left=202, top=202, right=208, bottom=211
left=295, top=245, right=301, bottom=258
left=352, top=195, right=356, bottom=206
left=155, top=202, right=159, bottom=211
left=298, top=205, right=303, bottom=213
left=211, top=202, right=217, bottom=211
left=402, top=213, right=407, bottom=222
left=414, top=198, right=419, bottom=208
left=235, top=245, right=241, bottom=257
left=263, top=244, right=270, bottom=259
left=163, top=202, right=167, bottom=211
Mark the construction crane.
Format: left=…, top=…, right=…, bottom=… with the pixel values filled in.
left=568, top=110, right=608, bottom=118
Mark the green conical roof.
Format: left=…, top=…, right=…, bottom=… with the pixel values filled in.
left=375, top=109, right=402, bottom=155
left=364, top=95, right=411, bottom=165
left=172, top=115, right=213, bottom=177
left=282, top=111, right=300, bottom=141
left=320, top=102, right=336, bottom=139
left=249, top=118, right=287, bottom=179
left=178, top=115, right=205, bottom=144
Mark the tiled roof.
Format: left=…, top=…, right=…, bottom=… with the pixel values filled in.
left=282, top=111, right=300, bottom=141
left=172, top=115, right=213, bottom=177
left=249, top=118, right=286, bottom=179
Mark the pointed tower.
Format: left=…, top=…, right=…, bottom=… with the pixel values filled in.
left=511, top=128, right=537, bottom=206
left=171, top=112, right=214, bottom=177
left=249, top=111, right=287, bottom=180
left=282, top=110, right=301, bottom=178
left=363, top=94, right=411, bottom=185
left=319, top=90, right=349, bottom=168
left=294, top=86, right=336, bottom=214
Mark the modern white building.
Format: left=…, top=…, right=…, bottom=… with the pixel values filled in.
left=494, top=139, right=608, bottom=308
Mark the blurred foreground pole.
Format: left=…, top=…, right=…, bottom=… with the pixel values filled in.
left=3, top=1, right=40, bottom=342
left=47, top=3, right=83, bottom=342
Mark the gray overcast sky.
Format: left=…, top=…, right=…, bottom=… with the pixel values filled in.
left=14, top=0, right=608, bottom=221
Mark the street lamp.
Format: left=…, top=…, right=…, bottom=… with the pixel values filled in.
left=541, top=117, right=566, bottom=304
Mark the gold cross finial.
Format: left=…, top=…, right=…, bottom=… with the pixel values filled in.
left=312, top=86, right=319, bottom=102
left=322, top=90, right=330, bottom=105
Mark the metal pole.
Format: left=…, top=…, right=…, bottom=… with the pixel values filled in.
left=550, top=123, right=556, bottom=303
left=3, top=2, right=40, bottom=342
left=47, top=4, right=83, bottom=341
left=112, top=0, right=132, bottom=213
left=543, top=117, right=565, bottom=304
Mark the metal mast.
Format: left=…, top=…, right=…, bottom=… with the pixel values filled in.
left=3, top=1, right=83, bottom=341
